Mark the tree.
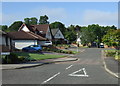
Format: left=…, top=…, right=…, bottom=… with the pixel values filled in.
left=39, top=15, right=49, bottom=24
left=1, top=25, right=8, bottom=32
left=8, top=21, right=23, bottom=32
left=30, top=17, right=38, bottom=25
left=24, top=18, right=30, bottom=25
left=50, top=21, right=66, bottom=34
left=64, top=31, right=76, bottom=43
left=102, top=29, right=120, bottom=47
left=80, top=27, right=96, bottom=45
left=24, top=17, right=38, bottom=25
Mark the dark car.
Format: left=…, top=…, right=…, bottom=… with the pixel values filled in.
left=22, top=45, right=42, bottom=52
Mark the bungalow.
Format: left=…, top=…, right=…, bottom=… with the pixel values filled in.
left=8, top=31, right=47, bottom=49
left=0, top=30, right=12, bottom=54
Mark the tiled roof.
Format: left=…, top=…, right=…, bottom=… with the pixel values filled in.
left=31, top=24, right=49, bottom=34
left=8, top=31, right=46, bottom=40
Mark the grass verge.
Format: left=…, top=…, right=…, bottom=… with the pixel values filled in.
left=14, top=52, right=65, bottom=61
left=104, top=50, right=120, bottom=61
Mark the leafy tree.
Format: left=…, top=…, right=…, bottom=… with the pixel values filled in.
left=24, top=18, right=30, bottom=25
left=39, top=15, right=49, bottom=24
left=1, top=25, right=8, bottom=32
left=102, top=29, right=120, bottom=47
left=24, top=17, right=38, bottom=25
left=50, top=21, right=66, bottom=34
left=8, top=21, right=23, bottom=32
left=64, top=31, right=76, bottom=43
left=30, top=17, right=38, bottom=25
left=80, top=27, right=96, bottom=45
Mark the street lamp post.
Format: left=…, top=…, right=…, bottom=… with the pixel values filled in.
left=77, top=33, right=79, bottom=52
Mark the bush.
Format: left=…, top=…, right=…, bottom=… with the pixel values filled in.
left=67, top=51, right=73, bottom=54
left=18, top=56, right=26, bottom=62
left=4, top=53, right=19, bottom=64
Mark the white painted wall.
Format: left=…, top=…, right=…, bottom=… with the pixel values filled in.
left=0, top=36, right=3, bottom=45
left=21, top=25, right=30, bottom=32
left=12, top=40, right=37, bottom=49
left=54, top=30, right=64, bottom=39
left=2, top=36, right=6, bottom=45
left=46, top=27, right=52, bottom=40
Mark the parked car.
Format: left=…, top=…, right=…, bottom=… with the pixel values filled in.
left=99, top=43, right=104, bottom=48
left=22, top=45, right=42, bottom=52
left=39, top=41, right=52, bottom=47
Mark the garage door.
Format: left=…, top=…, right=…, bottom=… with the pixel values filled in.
left=13, top=40, right=37, bottom=49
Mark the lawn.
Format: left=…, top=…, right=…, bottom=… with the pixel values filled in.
left=14, top=52, right=65, bottom=61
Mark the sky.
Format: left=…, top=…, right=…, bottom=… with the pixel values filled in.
left=1, top=2, right=118, bottom=28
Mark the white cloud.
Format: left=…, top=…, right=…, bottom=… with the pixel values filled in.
left=83, top=10, right=118, bottom=26
left=31, top=7, right=67, bottom=23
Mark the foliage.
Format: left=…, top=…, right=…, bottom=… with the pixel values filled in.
left=24, top=18, right=30, bottom=25
left=64, top=31, right=76, bottom=43
left=80, top=27, right=96, bottom=45
left=39, top=15, right=49, bottom=24
left=43, top=46, right=76, bottom=54
left=80, top=24, right=117, bottom=46
left=8, top=21, right=23, bottom=32
left=2, top=53, right=19, bottom=64
left=102, top=29, right=120, bottom=47
left=30, top=17, right=38, bottom=25
left=24, top=17, right=38, bottom=25
left=1, top=25, right=8, bottom=32
left=104, top=50, right=120, bottom=61
left=50, top=21, right=66, bottom=34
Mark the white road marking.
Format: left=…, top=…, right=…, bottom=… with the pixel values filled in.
left=66, top=65, right=73, bottom=70
left=81, top=49, right=85, bottom=52
left=41, top=72, right=61, bottom=84
left=69, top=68, right=89, bottom=77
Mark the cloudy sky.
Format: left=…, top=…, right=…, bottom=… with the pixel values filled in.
left=2, top=2, right=118, bottom=27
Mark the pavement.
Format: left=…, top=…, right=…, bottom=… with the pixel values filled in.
left=102, top=50, right=120, bottom=78
left=1, top=57, right=78, bottom=70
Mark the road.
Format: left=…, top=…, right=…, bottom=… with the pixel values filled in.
left=2, top=48, right=118, bottom=84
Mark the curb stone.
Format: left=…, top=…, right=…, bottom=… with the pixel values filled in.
left=2, top=58, right=79, bottom=70
left=101, top=50, right=119, bottom=78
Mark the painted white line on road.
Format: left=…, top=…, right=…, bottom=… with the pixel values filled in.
left=66, top=65, right=73, bottom=70
left=69, top=68, right=89, bottom=77
left=81, top=49, right=85, bottom=52
left=41, top=72, right=61, bottom=84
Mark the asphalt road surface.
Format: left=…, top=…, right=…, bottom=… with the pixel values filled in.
left=2, top=48, right=118, bottom=85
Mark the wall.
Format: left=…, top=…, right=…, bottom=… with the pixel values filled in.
left=54, top=30, right=64, bottom=39
left=46, top=27, right=52, bottom=40
left=21, top=25, right=30, bottom=32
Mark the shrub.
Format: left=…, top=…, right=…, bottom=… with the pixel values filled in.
left=18, top=56, right=26, bottom=62
left=67, top=51, right=73, bottom=54
left=4, top=53, right=19, bottom=64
